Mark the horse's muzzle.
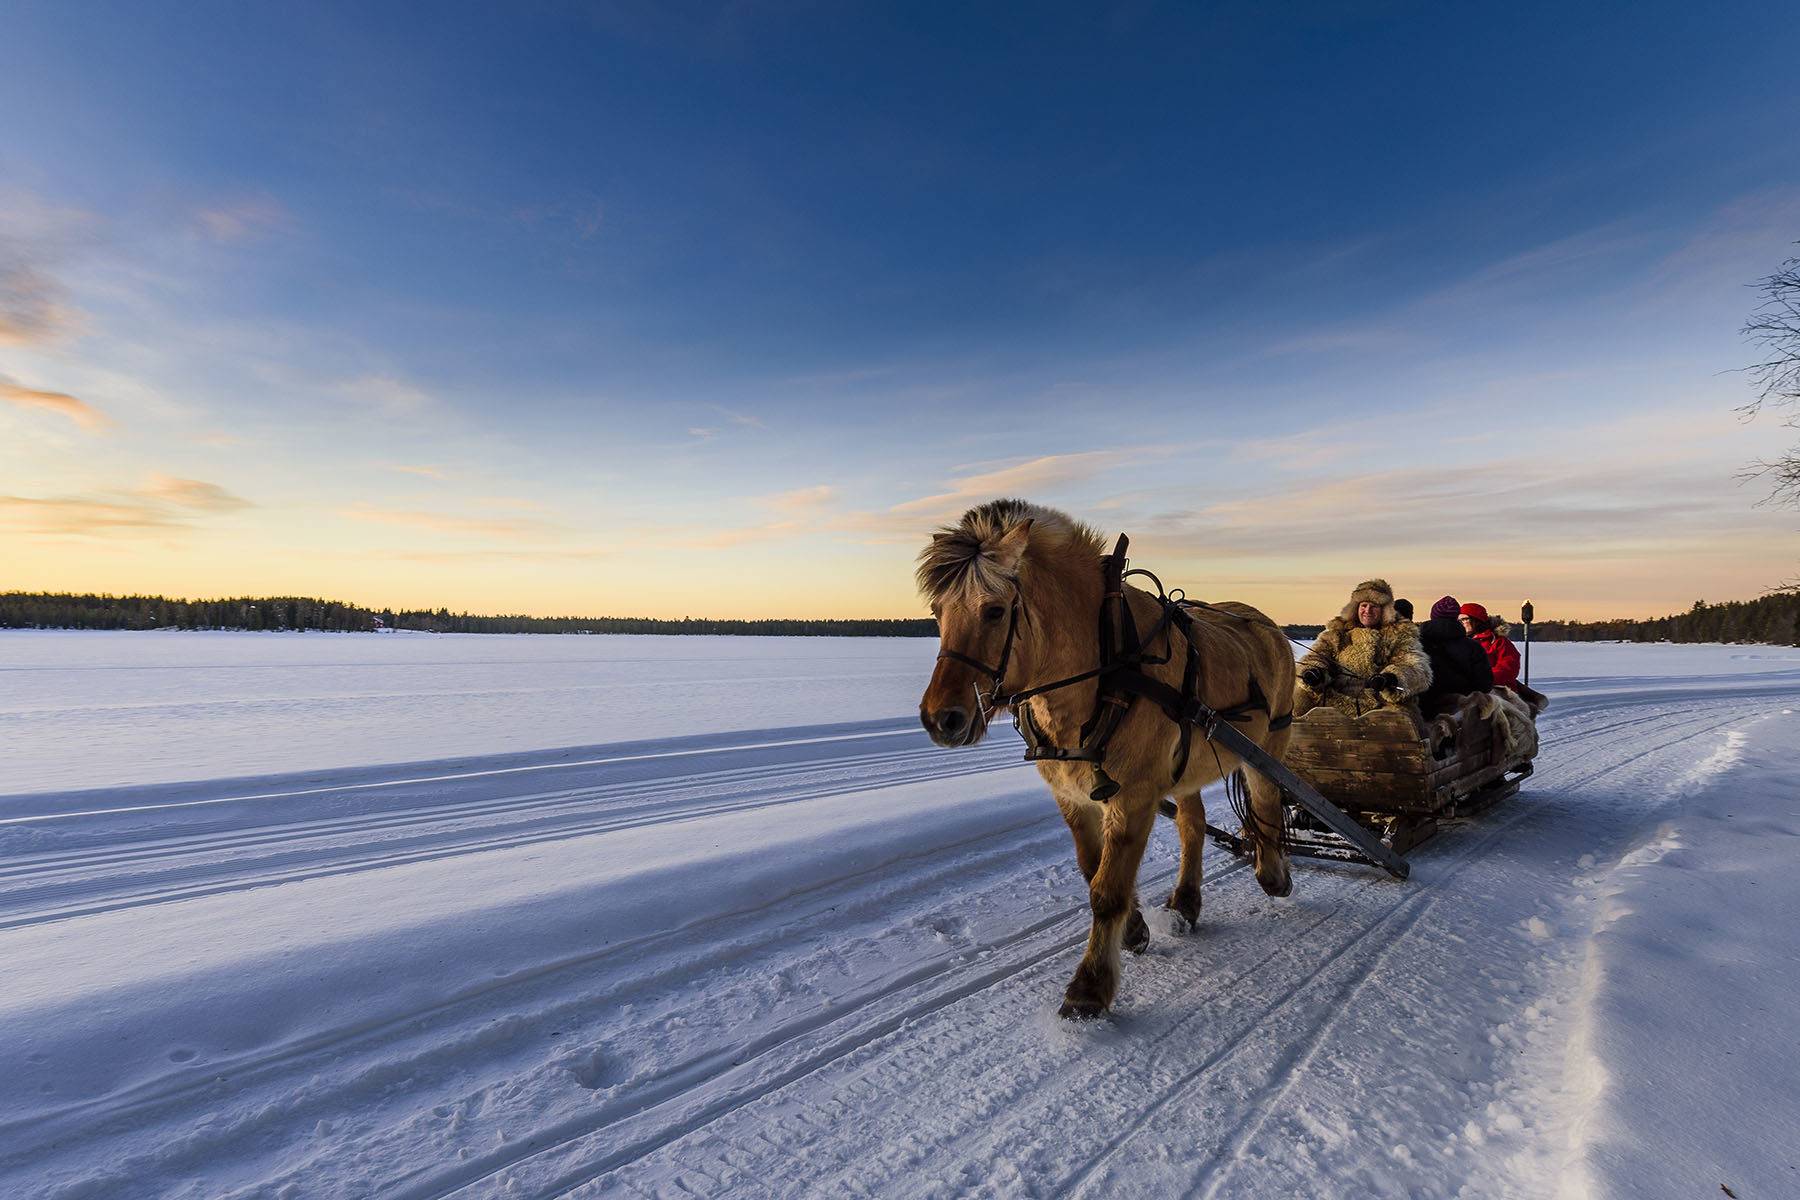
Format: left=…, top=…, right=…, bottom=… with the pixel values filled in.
left=921, top=704, right=986, bottom=748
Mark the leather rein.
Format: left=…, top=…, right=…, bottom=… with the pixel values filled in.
left=935, top=534, right=1292, bottom=802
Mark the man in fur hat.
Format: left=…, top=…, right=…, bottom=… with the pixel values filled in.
left=1294, top=578, right=1432, bottom=722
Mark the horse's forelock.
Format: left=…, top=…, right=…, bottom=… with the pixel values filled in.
left=915, top=528, right=1008, bottom=603
left=914, top=498, right=1103, bottom=604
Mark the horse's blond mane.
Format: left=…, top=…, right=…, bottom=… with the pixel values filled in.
left=914, top=498, right=1105, bottom=603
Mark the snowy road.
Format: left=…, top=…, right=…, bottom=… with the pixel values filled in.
left=3, top=638, right=1798, bottom=1198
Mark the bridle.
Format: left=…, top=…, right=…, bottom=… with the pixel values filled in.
left=933, top=588, right=1024, bottom=711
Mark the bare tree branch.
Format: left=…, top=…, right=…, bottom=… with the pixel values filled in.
left=1741, top=245, right=1800, bottom=506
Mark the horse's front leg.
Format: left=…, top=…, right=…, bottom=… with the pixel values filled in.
left=1061, top=790, right=1157, bottom=1019
left=1055, top=789, right=1150, bottom=957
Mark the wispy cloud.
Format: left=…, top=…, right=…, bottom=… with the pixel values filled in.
left=195, top=194, right=294, bottom=243
left=339, top=504, right=551, bottom=538
left=1231, top=427, right=1366, bottom=472
left=0, top=475, right=252, bottom=536
left=380, top=546, right=613, bottom=564
left=887, top=451, right=1127, bottom=518
left=760, top=484, right=837, bottom=513
left=0, top=495, right=182, bottom=534
left=713, top=404, right=764, bottom=429
left=823, top=450, right=1136, bottom=543
left=387, top=463, right=450, bottom=480
left=0, top=377, right=111, bottom=430
left=337, top=375, right=433, bottom=416
left=688, top=426, right=719, bottom=439
left=477, top=495, right=550, bottom=512
left=0, top=190, right=94, bottom=345
left=672, top=521, right=803, bottom=550
left=1132, top=455, right=1763, bottom=565
left=1422, top=221, right=1649, bottom=312
left=1262, top=326, right=1417, bottom=358
left=142, top=474, right=253, bottom=513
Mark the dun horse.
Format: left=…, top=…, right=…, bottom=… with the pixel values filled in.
left=918, top=499, right=1297, bottom=1018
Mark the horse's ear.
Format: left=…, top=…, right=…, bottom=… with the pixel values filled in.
left=990, top=518, right=1033, bottom=573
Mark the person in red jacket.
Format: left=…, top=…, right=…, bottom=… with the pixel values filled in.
left=1459, top=602, right=1520, bottom=688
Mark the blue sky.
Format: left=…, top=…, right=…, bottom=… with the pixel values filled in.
left=3, top=2, right=1798, bottom=619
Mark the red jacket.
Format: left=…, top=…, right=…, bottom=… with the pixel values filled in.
left=1474, top=630, right=1521, bottom=689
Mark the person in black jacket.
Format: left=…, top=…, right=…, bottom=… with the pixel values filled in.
left=1418, top=595, right=1493, bottom=716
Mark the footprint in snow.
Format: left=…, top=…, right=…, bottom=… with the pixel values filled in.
left=560, top=1046, right=627, bottom=1090
left=921, top=914, right=971, bottom=944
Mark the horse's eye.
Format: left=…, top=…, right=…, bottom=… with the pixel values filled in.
left=982, top=605, right=1006, bottom=622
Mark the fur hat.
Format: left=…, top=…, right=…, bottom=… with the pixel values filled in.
left=1430, top=595, right=1460, bottom=621
left=1338, top=578, right=1398, bottom=627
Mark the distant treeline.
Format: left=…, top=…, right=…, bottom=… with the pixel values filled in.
left=1524, top=593, right=1800, bottom=646
left=0, top=593, right=936, bottom=637
left=11, top=591, right=1793, bottom=645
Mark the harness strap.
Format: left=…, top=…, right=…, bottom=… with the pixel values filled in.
left=992, top=532, right=1288, bottom=802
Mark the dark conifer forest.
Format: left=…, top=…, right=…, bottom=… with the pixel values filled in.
left=0, top=593, right=936, bottom=637
left=3, top=591, right=1796, bottom=645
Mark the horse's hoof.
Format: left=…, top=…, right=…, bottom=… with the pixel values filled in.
left=1061, top=962, right=1114, bottom=1018
left=1164, top=885, right=1201, bottom=927
left=1123, top=908, right=1150, bottom=955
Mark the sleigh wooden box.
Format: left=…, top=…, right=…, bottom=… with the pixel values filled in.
left=1277, top=695, right=1535, bottom=857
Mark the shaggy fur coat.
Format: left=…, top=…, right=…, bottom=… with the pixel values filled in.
left=1294, top=578, right=1433, bottom=721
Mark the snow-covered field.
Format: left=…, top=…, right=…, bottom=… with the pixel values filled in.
left=2, top=631, right=1797, bottom=1199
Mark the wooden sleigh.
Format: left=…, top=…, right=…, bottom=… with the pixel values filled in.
left=1202, top=692, right=1537, bottom=870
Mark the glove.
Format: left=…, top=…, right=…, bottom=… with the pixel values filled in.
left=1301, top=666, right=1328, bottom=688
left=1371, top=672, right=1399, bottom=692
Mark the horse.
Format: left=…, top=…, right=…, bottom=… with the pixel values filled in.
left=917, top=498, right=1298, bottom=1019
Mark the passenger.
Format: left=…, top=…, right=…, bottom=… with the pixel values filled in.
left=1458, top=602, right=1520, bottom=689
left=1461, top=601, right=1551, bottom=714
left=1419, top=595, right=1493, bottom=716
left=1393, top=598, right=1414, bottom=621
left=1294, top=578, right=1432, bottom=722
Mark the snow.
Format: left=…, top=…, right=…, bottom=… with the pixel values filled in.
left=0, top=630, right=940, bottom=794
left=2, top=632, right=1798, bottom=1198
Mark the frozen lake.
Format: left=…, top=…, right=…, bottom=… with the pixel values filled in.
left=4, top=629, right=1797, bottom=796
left=0, top=630, right=939, bottom=795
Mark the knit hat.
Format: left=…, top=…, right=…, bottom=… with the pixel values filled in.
left=1430, top=595, right=1460, bottom=621
left=1458, top=601, right=1489, bottom=623
left=1393, top=598, right=1413, bottom=620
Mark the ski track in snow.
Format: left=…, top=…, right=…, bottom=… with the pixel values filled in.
left=2, top=642, right=1798, bottom=1199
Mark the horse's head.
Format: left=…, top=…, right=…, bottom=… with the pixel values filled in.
left=917, top=516, right=1035, bottom=747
